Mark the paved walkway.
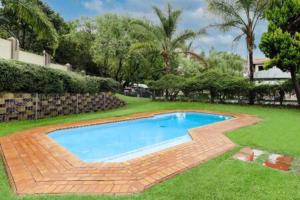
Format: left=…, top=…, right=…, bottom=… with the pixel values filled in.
left=0, top=110, right=260, bottom=195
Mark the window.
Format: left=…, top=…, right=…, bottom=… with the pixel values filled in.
left=258, top=65, right=264, bottom=71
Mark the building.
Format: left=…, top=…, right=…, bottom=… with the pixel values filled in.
left=250, top=58, right=296, bottom=103
left=253, top=58, right=291, bottom=84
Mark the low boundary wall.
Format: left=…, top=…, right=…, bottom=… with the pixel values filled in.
left=0, top=92, right=125, bottom=122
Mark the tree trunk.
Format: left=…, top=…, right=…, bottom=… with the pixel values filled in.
left=279, top=89, right=285, bottom=106
left=165, top=89, right=169, bottom=101
left=290, top=67, right=300, bottom=106
left=115, top=58, right=123, bottom=82
left=162, top=53, right=171, bottom=74
left=152, top=90, right=156, bottom=101
left=248, top=50, right=255, bottom=105
left=210, top=90, right=215, bottom=103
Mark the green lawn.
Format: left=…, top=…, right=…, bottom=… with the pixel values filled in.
left=1, top=95, right=300, bottom=200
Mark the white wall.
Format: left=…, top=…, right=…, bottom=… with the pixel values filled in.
left=0, top=37, right=70, bottom=71
left=0, top=38, right=12, bottom=59
left=19, top=50, right=45, bottom=66
left=49, top=63, right=68, bottom=71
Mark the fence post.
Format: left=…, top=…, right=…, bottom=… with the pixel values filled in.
left=43, top=50, right=51, bottom=66
left=35, top=93, right=39, bottom=120
left=8, top=37, right=19, bottom=60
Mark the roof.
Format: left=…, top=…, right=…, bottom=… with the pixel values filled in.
left=133, top=83, right=148, bottom=89
left=254, top=66, right=291, bottom=80
left=253, top=58, right=270, bottom=65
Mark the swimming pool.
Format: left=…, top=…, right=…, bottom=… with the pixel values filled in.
left=49, top=112, right=230, bottom=163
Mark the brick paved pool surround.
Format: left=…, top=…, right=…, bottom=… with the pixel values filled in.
left=0, top=110, right=260, bottom=196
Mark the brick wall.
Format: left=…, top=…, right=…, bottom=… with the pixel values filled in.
left=0, top=92, right=125, bottom=122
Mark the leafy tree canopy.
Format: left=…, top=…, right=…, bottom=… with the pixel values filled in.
left=0, top=0, right=66, bottom=53
left=259, top=0, right=300, bottom=105
left=131, top=3, right=200, bottom=74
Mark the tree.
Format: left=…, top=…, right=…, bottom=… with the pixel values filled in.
left=92, top=14, right=134, bottom=83
left=147, top=74, right=185, bottom=101
left=0, top=0, right=59, bottom=51
left=92, top=14, right=163, bottom=86
left=132, top=3, right=199, bottom=74
left=54, top=18, right=99, bottom=75
left=259, top=0, right=300, bottom=105
left=206, top=0, right=271, bottom=104
left=177, top=54, right=205, bottom=77
left=207, top=50, right=245, bottom=76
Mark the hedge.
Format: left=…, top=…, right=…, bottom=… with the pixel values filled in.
left=0, top=59, right=120, bottom=94
left=148, top=70, right=295, bottom=104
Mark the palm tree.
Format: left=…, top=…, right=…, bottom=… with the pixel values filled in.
left=132, top=3, right=202, bottom=74
left=1, top=0, right=58, bottom=50
left=206, top=0, right=271, bottom=104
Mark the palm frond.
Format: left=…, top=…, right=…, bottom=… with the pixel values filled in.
left=168, top=4, right=182, bottom=38
left=207, top=21, right=242, bottom=32
left=206, top=0, right=247, bottom=27
left=130, top=42, right=160, bottom=54
left=3, top=0, right=58, bottom=49
left=171, top=30, right=197, bottom=50
left=152, top=5, right=169, bottom=38
left=131, top=19, right=164, bottom=44
left=182, top=51, right=209, bottom=67
left=153, top=3, right=182, bottom=38
left=233, top=33, right=245, bottom=43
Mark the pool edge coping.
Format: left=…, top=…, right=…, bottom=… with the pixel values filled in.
left=46, top=111, right=233, bottom=163
left=0, top=109, right=261, bottom=196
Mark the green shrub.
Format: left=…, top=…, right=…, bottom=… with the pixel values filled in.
left=0, top=59, right=119, bottom=93
left=147, top=69, right=294, bottom=104
left=147, top=74, right=185, bottom=101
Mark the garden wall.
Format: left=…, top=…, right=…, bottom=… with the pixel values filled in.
left=0, top=37, right=70, bottom=71
left=0, top=92, right=126, bottom=122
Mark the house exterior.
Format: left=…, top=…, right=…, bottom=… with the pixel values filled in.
left=252, top=58, right=291, bottom=84
left=248, top=58, right=296, bottom=103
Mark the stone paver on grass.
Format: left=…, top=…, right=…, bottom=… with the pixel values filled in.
left=0, top=110, right=259, bottom=195
left=233, top=147, right=294, bottom=172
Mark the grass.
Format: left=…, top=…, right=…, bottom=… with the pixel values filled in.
left=1, top=95, right=300, bottom=200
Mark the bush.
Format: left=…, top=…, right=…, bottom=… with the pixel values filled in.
left=0, top=59, right=120, bottom=93
left=148, top=69, right=294, bottom=105
left=189, top=70, right=251, bottom=103
left=147, top=74, right=186, bottom=101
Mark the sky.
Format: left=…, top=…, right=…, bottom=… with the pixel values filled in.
left=43, top=0, right=267, bottom=59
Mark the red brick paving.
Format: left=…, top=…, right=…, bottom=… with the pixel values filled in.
left=0, top=110, right=260, bottom=195
left=264, top=155, right=293, bottom=171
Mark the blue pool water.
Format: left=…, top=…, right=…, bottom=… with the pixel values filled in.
left=49, top=112, right=230, bottom=163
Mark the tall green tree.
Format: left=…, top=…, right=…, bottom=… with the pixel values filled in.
left=55, top=18, right=98, bottom=74
left=92, top=14, right=133, bottom=82
left=132, top=3, right=199, bottom=74
left=259, top=0, right=300, bottom=105
left=0, top=0, right=59, bottom=51
left=206, top=0, right=271, bottom=104
left=92, top=14, right=163, bottom=85
left=207, top=50, right=245, bottom=76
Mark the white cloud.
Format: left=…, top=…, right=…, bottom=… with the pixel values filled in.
left=81, top=0, right=267, bottom=58
left=83, top=0, right=103, bottom=13
left=199, top=34, right=234, bottom=45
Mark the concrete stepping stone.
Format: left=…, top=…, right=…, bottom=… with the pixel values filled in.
left=233, top=147, right=294, bottom=172
left=264, top=154, right=293, bottom=171
left=233, top=147, right=254, bottom=162
left=252, top=149, right=264, bottom=160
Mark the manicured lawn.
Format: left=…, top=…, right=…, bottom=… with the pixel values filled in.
left=1, top=95, right=300, bottom=200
